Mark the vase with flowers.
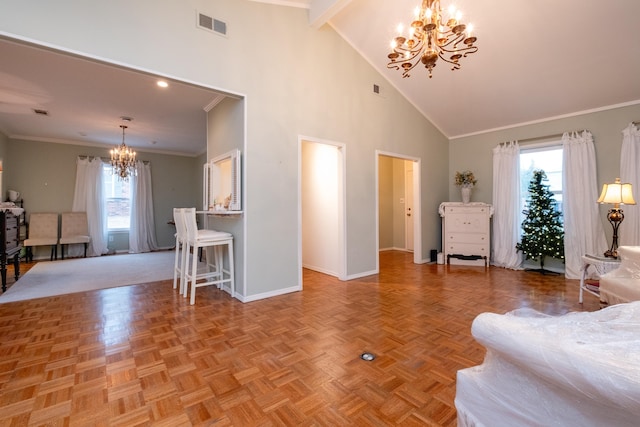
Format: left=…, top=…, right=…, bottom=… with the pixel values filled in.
left=455, top=170, right=477, bottom=204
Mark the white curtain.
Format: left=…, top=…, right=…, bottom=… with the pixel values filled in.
left=129, top=161, right=158, bottom=253
left=491, top=141, right=523, bottom=269
left=71, top=157, right=109, bottom=257
left=620, top=122, right=640, bottom=247
left=562, top=131, right=607, bottom=279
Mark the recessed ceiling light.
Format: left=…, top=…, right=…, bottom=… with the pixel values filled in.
left=157, top=80, right=169, bottom=88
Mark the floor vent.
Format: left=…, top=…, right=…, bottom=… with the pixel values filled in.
left=197, top=11, right=227, bottom=36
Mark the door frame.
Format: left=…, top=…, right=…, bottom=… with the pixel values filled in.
left=297, top=135, right=347, bottom=288
left=375, top=150, right=422, bottom=270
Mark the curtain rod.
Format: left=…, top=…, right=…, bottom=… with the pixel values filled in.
left=78, top=155, right=109, bottom=161
left=78, top=155, right=149, bottom=165
left=517, top=129, right=589, bottom=144
left=517, top=133, right=564, bottom=144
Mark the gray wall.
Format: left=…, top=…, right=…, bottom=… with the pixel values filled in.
left=3, top=138, right=202, bottom=254
left=1, top=0, right=449, bottom=300
left=450, top=103, right=640, bottom=249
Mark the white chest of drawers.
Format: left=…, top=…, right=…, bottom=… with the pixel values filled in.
left=439, top=202, right=493, bottom=266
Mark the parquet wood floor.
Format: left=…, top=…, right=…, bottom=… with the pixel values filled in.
left=0, top=251, right=600, bottom=426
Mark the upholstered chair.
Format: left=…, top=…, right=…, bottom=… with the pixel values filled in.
left=24, top=213, right=59, bottom=261
left=59, top=212, right=91, bottom=259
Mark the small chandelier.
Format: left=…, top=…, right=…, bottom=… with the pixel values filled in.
left=387, top=0, right=478, bottom=78
left=110, top=125, right=137, bottom=180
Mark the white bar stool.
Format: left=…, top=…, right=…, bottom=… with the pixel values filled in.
left=182, top=207, right=235, bottom=305
left=172, top=207, right=188, bottom=293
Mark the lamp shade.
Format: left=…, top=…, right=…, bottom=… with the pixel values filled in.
left=597, top=178, right=636, bottom=205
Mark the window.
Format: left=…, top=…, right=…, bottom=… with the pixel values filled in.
left=103, top=165, right=132, bottom=230
left=519, top=145, right=563, bottom=225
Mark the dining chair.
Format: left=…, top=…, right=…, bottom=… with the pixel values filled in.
left=59, top=212, right=91, bottom=259
left=24, top=212, right=59, bottom=261
left=181, top=207, right=234, bottom=305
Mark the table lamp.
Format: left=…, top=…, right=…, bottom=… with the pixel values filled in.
left=597, top=178, right=636, bottom=258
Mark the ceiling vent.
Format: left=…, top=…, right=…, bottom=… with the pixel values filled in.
left=197, top=11, right=227, bottom=36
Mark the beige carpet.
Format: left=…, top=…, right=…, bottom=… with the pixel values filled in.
left=0, top=251, right=176, bottom=303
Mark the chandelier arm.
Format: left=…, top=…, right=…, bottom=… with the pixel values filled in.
left=450, top=41, right=478, bottom=53
left=387, top=38, right=426, bottom=77
left=437, top=32, right=467, bottom=50
left=387, top=58, right=422, bottom=78
left=437, top=51, right=462, bottom=71
left=462, top=46, right=478, bottom=58
left=439, top=44, right=478, bottom=55
left=392, top=37, right=425, bottom=59
left=401, top=60, right=422, bottom=78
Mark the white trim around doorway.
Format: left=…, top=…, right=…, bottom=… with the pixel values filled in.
left=375, top=150, right=423, bottom=273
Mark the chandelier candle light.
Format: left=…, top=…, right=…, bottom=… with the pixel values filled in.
left=387, top=0, right=478, bottom=78
left=110, top=125, right=137, bottom=181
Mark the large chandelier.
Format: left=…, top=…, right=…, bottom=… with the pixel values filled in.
left=387, top=0, right=478, bottom=78
left=110, top=125, right=137, bottom=180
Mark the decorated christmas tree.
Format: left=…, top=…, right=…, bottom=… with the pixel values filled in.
left=516, top=170, right=565, bottom=273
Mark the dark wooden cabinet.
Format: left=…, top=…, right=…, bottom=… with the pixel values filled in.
left=1, top=211, right=22, bottom=292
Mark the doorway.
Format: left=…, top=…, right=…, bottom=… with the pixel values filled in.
left=299, top=137, right=346, bottom=286
left=376, top=151, right=421, bottom=269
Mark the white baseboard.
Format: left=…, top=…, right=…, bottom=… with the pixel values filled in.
left=379, top=247, right=411, bottom=252
left=302, top=263, right=338, bottom=278
left=344, top=269, right=378, bottom=280
left=238, top=285, right=301, bottom=303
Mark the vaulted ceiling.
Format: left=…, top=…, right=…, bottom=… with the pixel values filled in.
left=308, top=0, right=640, bottom=138
left=1, top=0, right=639, bottom=155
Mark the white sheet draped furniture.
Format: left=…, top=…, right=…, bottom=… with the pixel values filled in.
left=455, top=302, right=640, bottom=427
left=600, top=245, right=640, bottom=305
left=176, top=208, right=235, bottom=305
